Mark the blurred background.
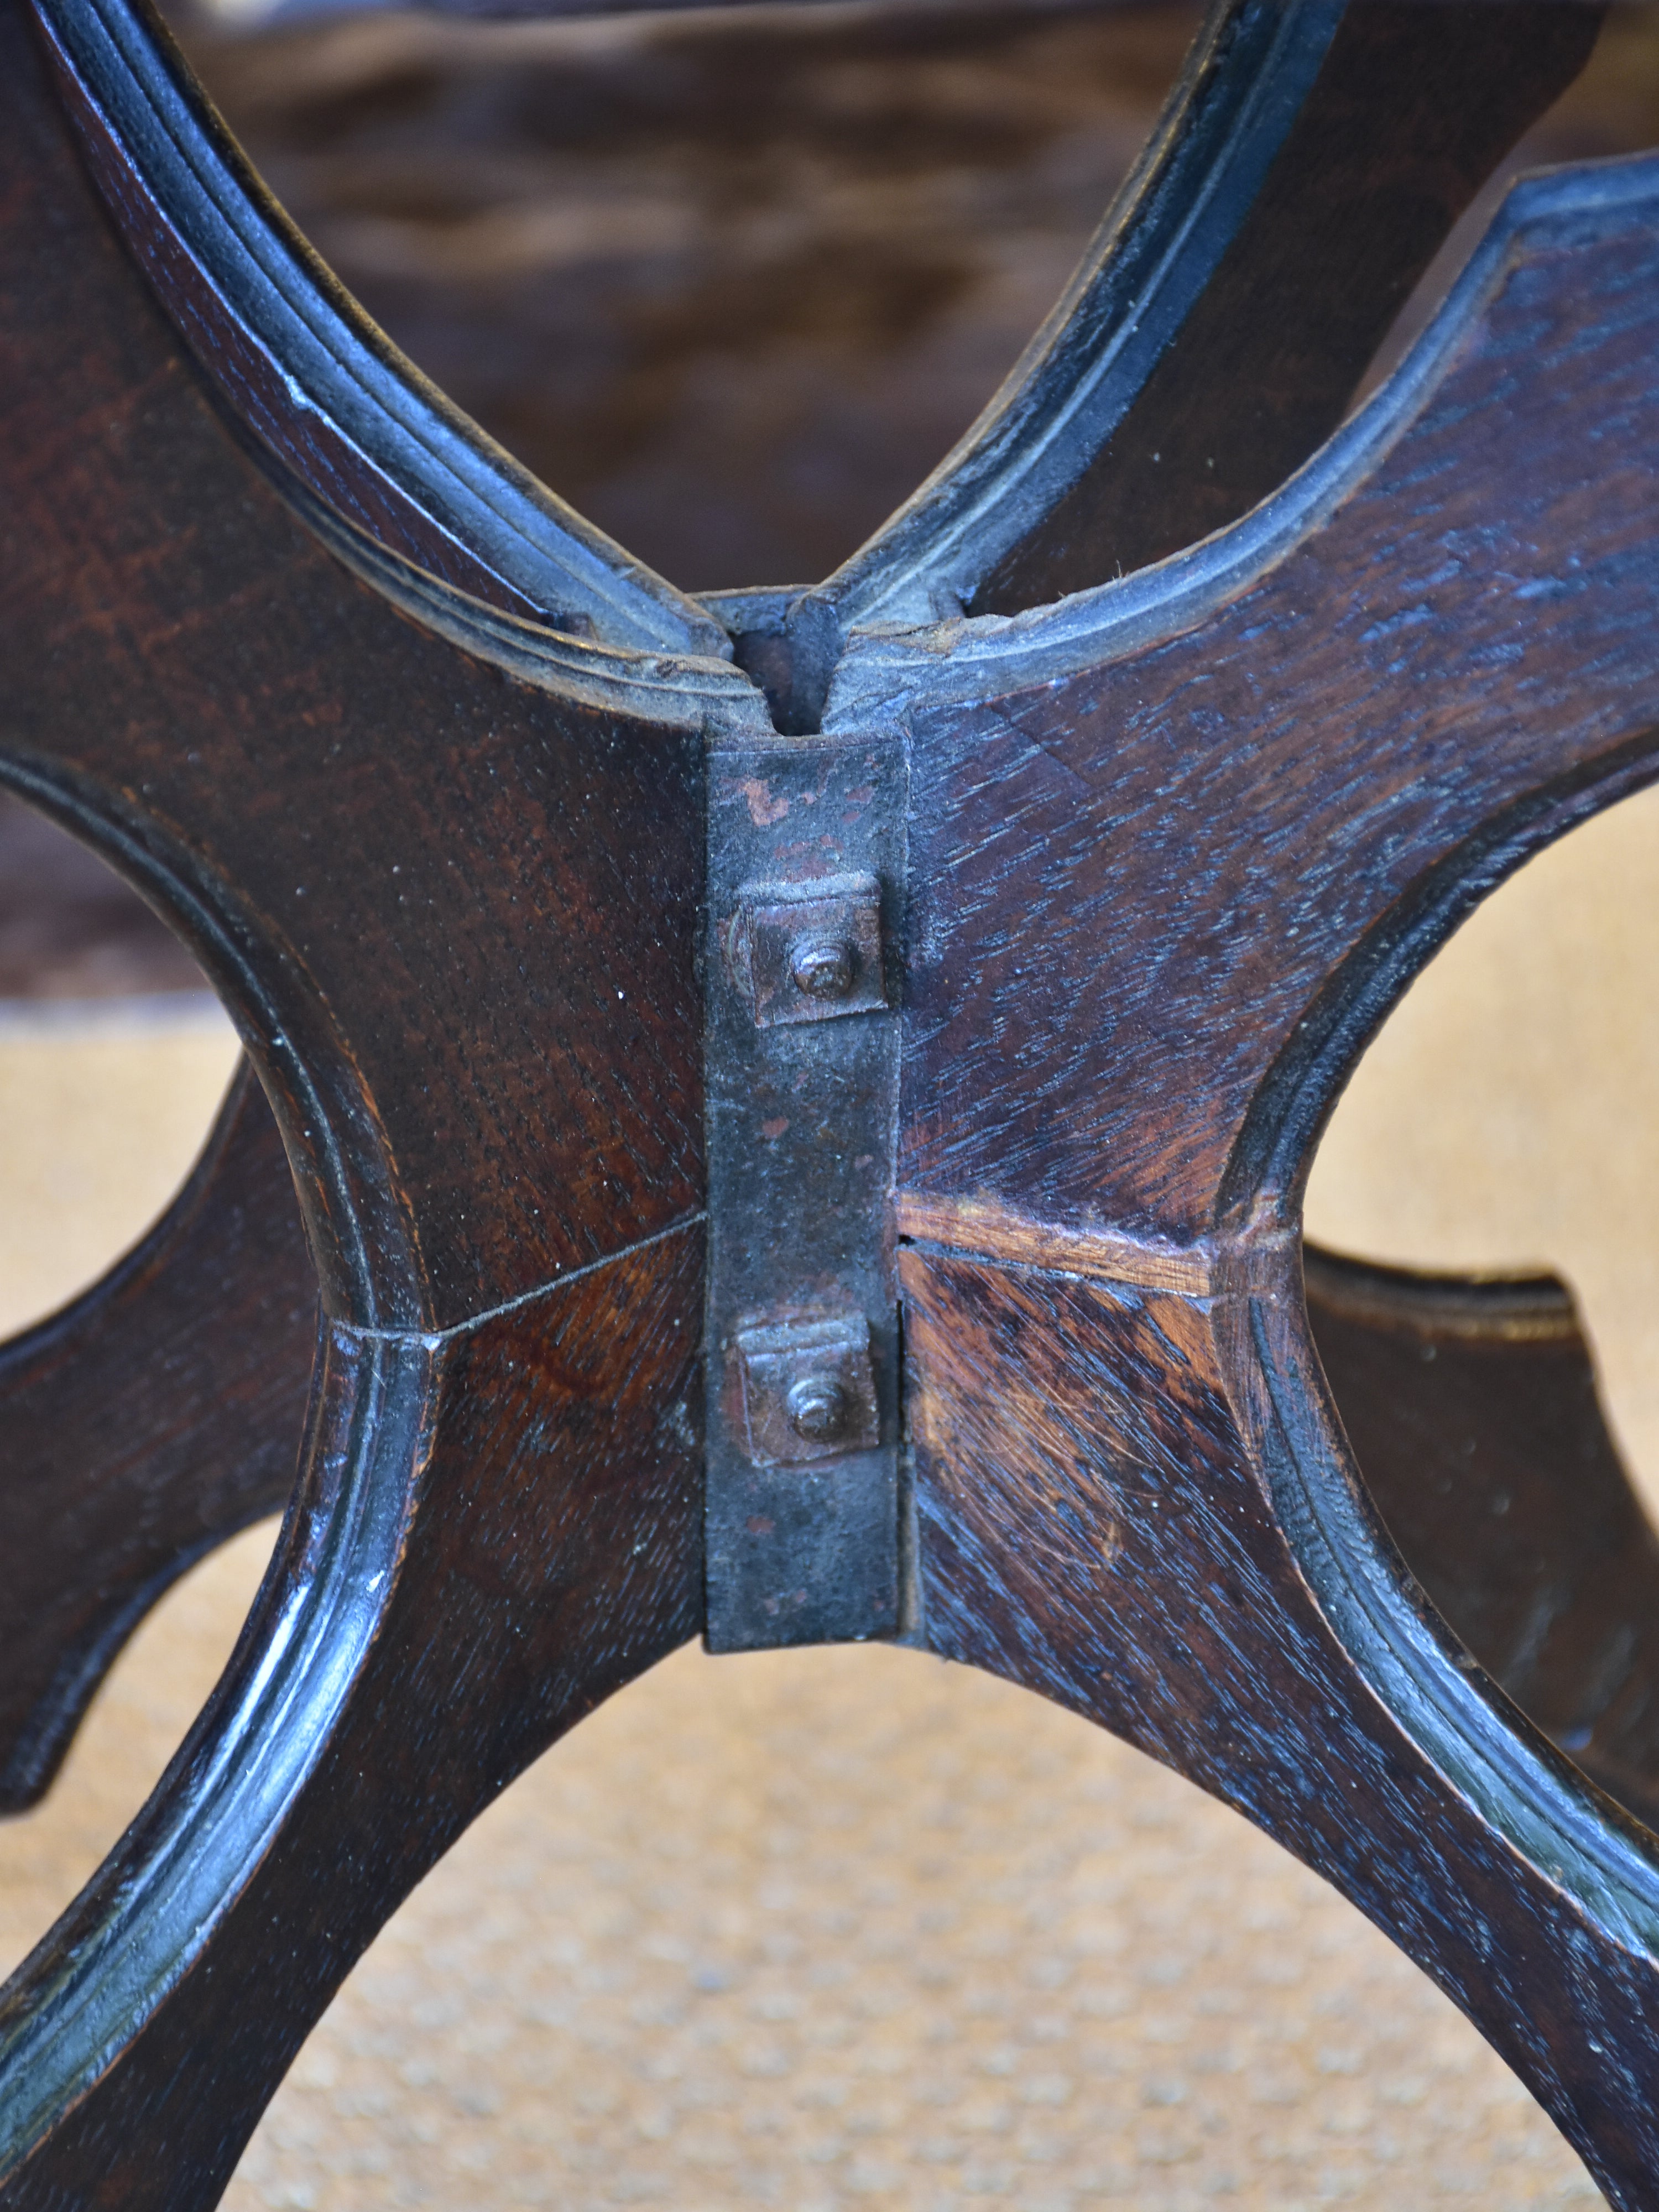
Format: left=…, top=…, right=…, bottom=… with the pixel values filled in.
left=3, top=4, right=1659, bottom=2205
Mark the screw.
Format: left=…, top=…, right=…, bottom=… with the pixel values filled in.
left=785, top=1374, right=848, bottom=1442
left=788, top=934, right=857, bottom=1001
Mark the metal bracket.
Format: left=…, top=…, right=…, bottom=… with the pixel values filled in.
left=703, top=729, right=905, bottom=1652
left=724, top=873, right=887, bottom=1028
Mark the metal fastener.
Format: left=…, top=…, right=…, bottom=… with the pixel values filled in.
left=726, top=872, right=885, bottom=1028
left=734, top=1312, right=879, bottom=1466
left=786, top=1374, right=848, bottom=1439
left=788, top=933, right=857, bottom=1003
left=705, top=730, right=903, bottom=1651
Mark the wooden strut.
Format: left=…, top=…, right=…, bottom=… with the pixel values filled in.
left=3, top=0, right=1659, bottom=2203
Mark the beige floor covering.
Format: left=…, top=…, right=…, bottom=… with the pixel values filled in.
left=6, top=787, right=1659, bottom=2206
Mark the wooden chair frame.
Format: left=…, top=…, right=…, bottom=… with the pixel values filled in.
left=2, top=1, right=1658, bottom=2203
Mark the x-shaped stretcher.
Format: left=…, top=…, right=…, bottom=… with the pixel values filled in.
left=3, top=2, right=1659, bottom=2203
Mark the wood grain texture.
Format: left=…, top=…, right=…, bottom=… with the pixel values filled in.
left=857, top=154, right=1659, bottom=1248
left=902, top=1240, right=1659, bottom=2211
left=0, top=1224, right=704, bottom=2208
left=896, top=1184, right=1285, bottom=1292
left=0, top=1061, right=315, bottom=1813
left=974, top=0, right=1605, bottom=612
left=1306, top=1248, right=1659, bottom=1837
left=19, top=0, right=1607, bottom=1771
left=35, top=0, right=732, bottom=658
left=8, top=0, right=1659, bottom=2201
left=0, top=11, right=714, bottom=2200
left=825, top=0, right=1600, bottom=632
left=863, top=132, right=1659, bottom=2212
left=0, top=0, right=733, bottom=1333
left=7, top=0, right=1604, bottom=1773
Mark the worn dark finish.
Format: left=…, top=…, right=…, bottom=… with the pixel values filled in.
left=859, top=158, right=1659, bottom=1251
left=900, top=1239, right=1659, bottom=2211
left=854, top=145, right=1659, bottom=2210
left=7, top=0, right=1659, bottom=2204
left=0, top=1, right=723, bottom=2196
left=1306, top=1248, right=1659, bottom=1835
left=0, top=1063, right=315, bottom=1812
left=6, top=0, right=759, bottom=1334
left=972, top=0, right=1606, bottom=612
left=813, top=0, right=1603, bottom=648
left=16, top=0, right=1610, bottom=1715
left=0, top=1229, right=705, bottom=2209
left=39, top=0, right=732, bottom=655
left=177, top=4, right=1206, bottom=599
left=703, top=728, right=904, bottom=1651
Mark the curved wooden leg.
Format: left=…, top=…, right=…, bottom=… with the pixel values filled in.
left=877, top=138, right=1659, bottom=2208
left=0, top=17, right=718, bottom=2194
left=0, top=1222, right=702, bottom=2209
left=0, top=1060, right=315, bottom=1809
left=9, top=0, right=1659, bottom=2198
left=7, top=0, right=1614, bottom=1812
left=1306, top=1245, right=1659, bottom=1830
left=968, top=0, right=1606, bottom=614
left=824, top=0, right=1603, bottom=638
left=902, top=1239, right=1659, bottom=2210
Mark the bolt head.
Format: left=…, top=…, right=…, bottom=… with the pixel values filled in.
left=785, top=1374, right=848, bottom=1442
left=789, top=934, right=857, bottom=1001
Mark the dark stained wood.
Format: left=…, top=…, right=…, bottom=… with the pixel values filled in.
left=900, top=1239, right=1659, bottom=2211
left=8, top=0, right=1659, bottom=2202
left=0, top=0, right=748, bottom=1333
left=0, top=1062, right=315, bottom=1813
left=0, top=4, right=719, bottom=2198
left=0, top=0, right=757, bottom=1847
left=822, top=0, right=1603, bottom=641
left=855, top=124, right=1659, bottom=2212
left=12, top=0, right=1611, bottom=1772
left=0, top=1226, right=705, bottom=2209
left=177, top=2, right=1204, bottom=598
left=866, top=152, right=1659, bottom=1251
left=38, top=0, right=731, bottom=655
left=972, top=0, right=1605, bottom=612
left=1305, top=1248, right=1659, bottom=1835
